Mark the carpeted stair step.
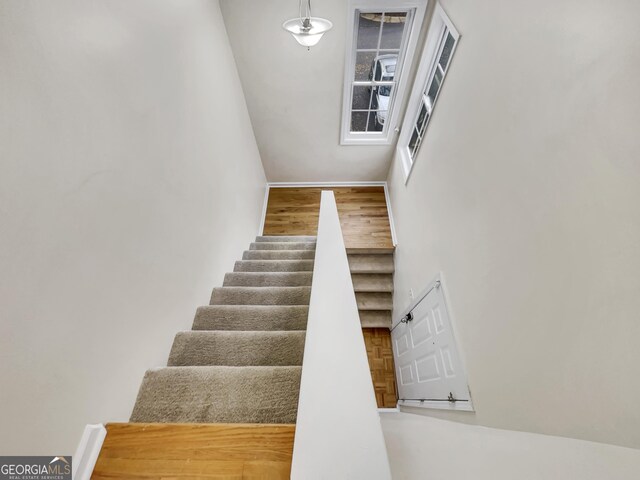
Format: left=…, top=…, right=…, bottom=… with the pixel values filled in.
left=223, top=272, right=313, bottom=287
left=233, top=259, right=314, bottom=272
left=210, top=286, right=311, bottom=306
left=130, top=366, right=301, bottom=424
left=242, top=250, right=315, bottom=260
left=346, top=247, right=395, bottom=254
left=348, top=254, right=394, bottom=274
left=351, top=273, right=393, bottom=292
left=359, top=310, right=392, bottom=328
left=193, top=305, right=309, bottom=331
left=356, top=292, right=393, bottom=310
left=256, top=236, right=317, bottom=243
left=168, top=331, right=305, bottom=366
left=250, top=242, right=316, bottom=251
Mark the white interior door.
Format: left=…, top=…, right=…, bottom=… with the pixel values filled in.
left=392, top=277, right=472, bottom=409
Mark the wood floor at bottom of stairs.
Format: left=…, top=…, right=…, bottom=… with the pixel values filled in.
left=92, top=422, right=295, bottom=479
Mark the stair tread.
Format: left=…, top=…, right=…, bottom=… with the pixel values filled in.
left=210, top=286, right=311, bottom=306
left=168, top=331, right=305, bottom=367
left=347, top=254, right=394, bottom=274
left=243, top=250, right=315, bottom=260
left=234, top=260, right=314, bottom=272
left=346, top=247, right=395, bottom=254
left=130, top=366, right=301, bottom=424
left=351, top=273, right=393, bottom=292
left=355, top=292, right=393, bottom=310
left=193, top=305, right=309, bottom=331
left=92, top=423, right=295, bottom=479
left=223, top=271, right=312, bottom=287
left=250, top=242, right=316, bottom=251
left=359, top=310, right=392, bottom=328
left=256, top=236, right=316, bottom=242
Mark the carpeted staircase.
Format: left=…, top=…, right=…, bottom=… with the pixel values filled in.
left=129, top=235, right=316, bottom=425
left=348, top=252, right=394, bottom=328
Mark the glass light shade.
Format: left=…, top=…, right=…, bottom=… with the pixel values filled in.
left=282, top=17, right=333, bottom=47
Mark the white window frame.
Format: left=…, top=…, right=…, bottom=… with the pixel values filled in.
left=340, top=0, right=429, bottom=146
left=397, top=3, right=460, bottom=182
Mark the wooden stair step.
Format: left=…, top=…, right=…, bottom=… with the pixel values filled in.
left=92, top=423, right=295, bottom=479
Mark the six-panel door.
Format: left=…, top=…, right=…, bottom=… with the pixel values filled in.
left=392, top=283, right=469, bottom=402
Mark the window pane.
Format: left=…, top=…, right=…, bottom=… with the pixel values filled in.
left=373, top=52, right=399, bottom=84
left=352, top=85, right=373, bottom=110
left=409, top=128, right=420, bottom=153
left=356, top=13, right=382, bottom=49
left=355, top=51, right=376, bottom=81
left=411, top=137, right=422, bottom=159
left=439, top=33, right=456, bottom=70
left=367, top=112, right=383, bottom=132
left=371, top=84, right=394, bottom=129
left=351, top=111, right=369, bottom=132
left=374, top=60, right=382, bottom=81
left=426, top=68, right=443, bottom=107
left=380, top=12, right=408, bottom=49
left=416, top=103, right=430, bottom=134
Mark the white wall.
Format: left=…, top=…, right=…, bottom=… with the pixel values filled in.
left=381, top=413, right=640, bottom=480
left=0, top=0, right=266, bottom=454
left=387, top=0, right=640, bottom=449
left=219, top=0, right=401, bottom=182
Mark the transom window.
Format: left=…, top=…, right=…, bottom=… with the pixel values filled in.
left=397, top=4, right=460, bottom=181
left=341, top=1, right=428, bottom=145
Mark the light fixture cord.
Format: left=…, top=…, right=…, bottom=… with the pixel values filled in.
left=299, top=0, right=312, bottom=30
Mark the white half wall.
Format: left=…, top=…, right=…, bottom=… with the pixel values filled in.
left=381, top=413, right=640, bottom=480
left=387, top=0, right=640, bottom=449
left=0, top=0, right=266, bottom=454
left=292, top=191, right=391, bottom=479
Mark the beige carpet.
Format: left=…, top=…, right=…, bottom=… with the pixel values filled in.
left=130, top=236, right=315, bottom=424
left=168, top=331, right=305, bottom=367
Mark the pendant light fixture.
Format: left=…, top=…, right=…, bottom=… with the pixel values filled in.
left=282, top=0, right=333, bottom=49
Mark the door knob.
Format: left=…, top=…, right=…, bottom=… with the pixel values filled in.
left=400, top=312, right=414, bottom=324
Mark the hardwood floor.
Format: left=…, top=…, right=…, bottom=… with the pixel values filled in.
left=92, top=423, right=295, bottom=479
left=363, top=328, right=398, bottom=408
left=263, top=187, right=393, bottom=250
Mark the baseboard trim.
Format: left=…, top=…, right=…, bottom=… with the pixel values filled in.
left=382, top=183, right=398, bottom=246
left=267, top=181, right=387, bottom=187
left=258, top=184, right=270, bottom=235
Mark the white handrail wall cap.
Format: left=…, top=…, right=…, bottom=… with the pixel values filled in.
left=291, top=190, right=392, bottom=479
left=72, top=423, right=107, bottom=480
